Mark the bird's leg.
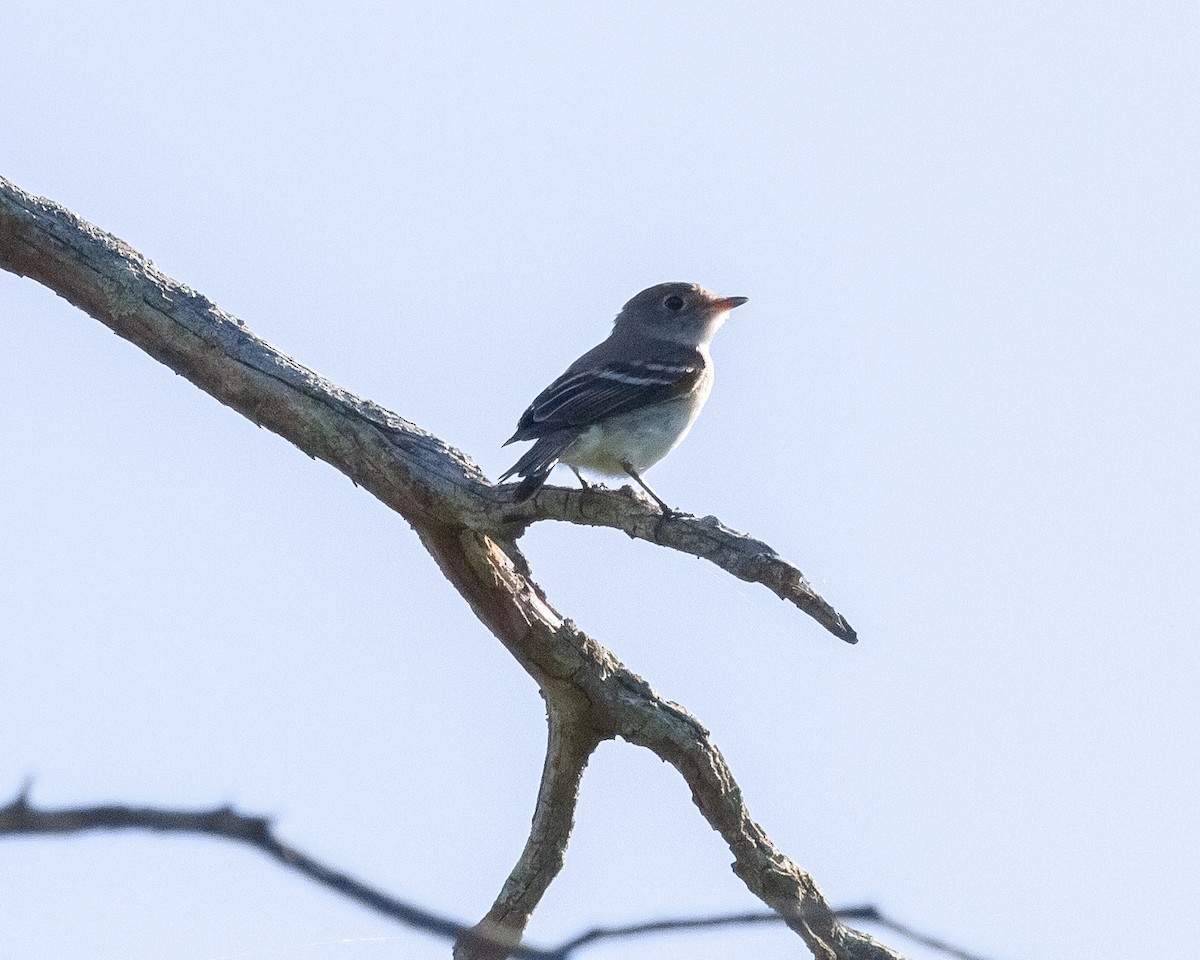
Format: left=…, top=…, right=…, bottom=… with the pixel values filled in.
left=621, top=461, right=675, bottom=515
left=569, top=466, right=593, bottom=490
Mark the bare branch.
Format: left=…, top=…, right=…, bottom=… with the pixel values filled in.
left=0, top=176, right=880, bottom=958
left=549, top=906, right=992, bottom=960
left=505, top=489, right=857, bottom=642
left=0, top=789, right=476, bottom=948
left=455, top=699, right=604, bottom=960
left=1, top=792, right=985, bottom=960
left=838, top=907, right=993, bottom=960
left=0, top=176, right=853, bottom=644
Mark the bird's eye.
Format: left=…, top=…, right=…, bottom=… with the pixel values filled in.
left=663, top=295, right=684, bottom=311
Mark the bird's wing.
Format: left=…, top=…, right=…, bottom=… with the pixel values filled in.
left=507, top=353, right=704, bottom=442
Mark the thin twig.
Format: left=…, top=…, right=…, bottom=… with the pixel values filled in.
left=554, top=907, right=992, bottom=960
left=0, top=789, right=481, bottom=949
left=0, top=791, right=989, bottom=960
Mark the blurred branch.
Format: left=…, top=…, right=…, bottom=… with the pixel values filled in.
left=0, top=175, right=871, bottom=958
left=0, top=788, right=476, bottom=949
left=0, top=789, right=987, bottom=960
left=548, top=905, right=991, bottom=960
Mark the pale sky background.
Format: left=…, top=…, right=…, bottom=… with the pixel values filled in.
left=2, top=3, right=1197, bottom=959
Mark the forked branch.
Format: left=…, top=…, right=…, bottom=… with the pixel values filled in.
left=0, top=176, right=889, bottom=959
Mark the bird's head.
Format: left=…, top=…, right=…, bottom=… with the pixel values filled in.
left=615, top=282, right=748, bottom=346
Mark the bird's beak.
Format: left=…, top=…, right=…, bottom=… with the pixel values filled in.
left=710, top=295, right=749, bottom=312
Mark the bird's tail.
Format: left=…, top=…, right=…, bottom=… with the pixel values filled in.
left=499, top=430, right=578, bottom=501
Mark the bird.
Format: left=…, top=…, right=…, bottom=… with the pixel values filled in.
left=500, top=281, right=747, bottom=512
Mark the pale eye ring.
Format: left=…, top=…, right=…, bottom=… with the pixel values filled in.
left=663, top=295, right=684, bottom=311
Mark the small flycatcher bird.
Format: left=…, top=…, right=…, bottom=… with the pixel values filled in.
left=500, top=282, right=748, bottom=512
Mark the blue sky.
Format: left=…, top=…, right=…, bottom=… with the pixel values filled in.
left=2, top=3, right=1197, bottom=959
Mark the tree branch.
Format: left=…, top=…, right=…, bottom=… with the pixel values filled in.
left=0, top=175, right=853, bottom=644
left=455, top=699, right=604, bottom=960
left=0, top=791, right=986, bottom=960
left=549, top=906, right=991, bottom=960
left=1, top=175, right=881, bottom=958
left=0, top=787, right=477, bottom=948
left=503, top=489, right=856, bottom=643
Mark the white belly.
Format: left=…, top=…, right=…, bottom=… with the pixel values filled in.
left=561, top=383, right=711, bottom=476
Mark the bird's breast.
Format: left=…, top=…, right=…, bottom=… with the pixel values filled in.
left=561, top=370, right=713, bottom=475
